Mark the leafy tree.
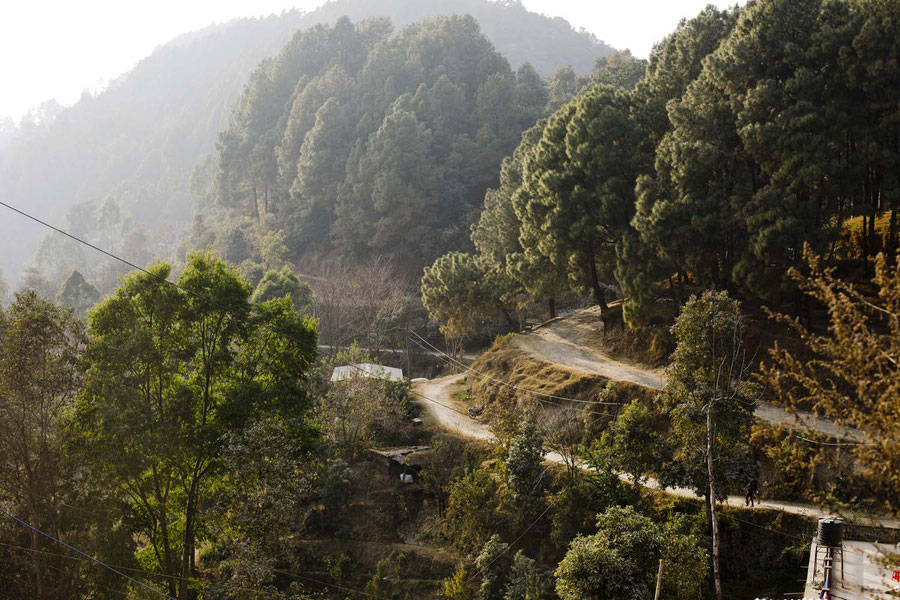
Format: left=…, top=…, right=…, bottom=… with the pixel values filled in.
left=442, top=565, right=470, bottom=600
left=444, top=468, right=503, bottom=553
left=220, top=224, right=253, bottom=264
left=555, top=534, right=644, bottom=600
left=208, top=416, right=320, bottom=598
left=290, top=96, right=355, bottom=249
left=255, top=229, right=291, bottom=269
left=475, top=534, right=511, bottom=600
left=18, top=267, right=56, bottom=301
left=505, top=408, right=546, bottom=527
left=555, top=507, right=706, bottom=600
left=504, top=551, right=554, bottom=600
left=251, top=267, right=313, bottom=313
left=546, top=66, right=581, bottom=113
left=661, top=290, right=754, bottom=600
left=601, top=400, right=663, bottom=496
left=518, top=85, right=648, bottom=308
left=761, top=249, right=900, bottom=516
left=71, top=254, right=317, bottom=599
left=591, top=50, right=647, bottom=90
left=422, top=252, right=514, bottom=343
left=56, top=270, right=101, bottom=316
left=632, top=0, right=900, bottom=311
left=470, top=120, right=567, bottom=317
left=336, top=103, right=440, bottom=266
left=0, top=292, right=91, bottom=599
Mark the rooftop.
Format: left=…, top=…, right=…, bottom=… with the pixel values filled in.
left=330, top=363, right=404, bottom=383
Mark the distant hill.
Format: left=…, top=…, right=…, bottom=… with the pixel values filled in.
left=300, top=0, right=611, bottom=77
left=0, top=0, right=613, bottom=287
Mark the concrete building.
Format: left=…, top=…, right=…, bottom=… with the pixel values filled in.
left=805, top=537, right=900, bottom=599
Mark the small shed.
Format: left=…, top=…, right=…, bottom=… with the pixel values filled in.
left=331, top=363, right=404, bottom=383
left=368, top=446, right=431, bottom=482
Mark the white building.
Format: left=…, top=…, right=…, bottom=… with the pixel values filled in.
left=330, top=363, right=404, bottom=383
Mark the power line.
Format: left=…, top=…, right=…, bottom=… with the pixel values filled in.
left=0, top=201, right=157, bottom=279
left=0, top=506, right=176, bottom=599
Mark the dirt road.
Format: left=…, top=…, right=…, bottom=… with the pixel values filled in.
left=515, top=306, right=861, bottom=441
left=415, top=374, right=492, bottom=442
left=413, top=375, right=898, bottom=527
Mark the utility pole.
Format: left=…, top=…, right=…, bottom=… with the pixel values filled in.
left=654, top=558, right=664, bottom=600
left=405, top=324, right=412, bottom=380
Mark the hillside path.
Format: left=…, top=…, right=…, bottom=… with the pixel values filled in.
left=414, top=374, right=899, bottom=528
left=515, top=306, right=861, bottom=441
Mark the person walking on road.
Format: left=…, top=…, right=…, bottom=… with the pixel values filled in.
left=745, top=478, right=760, bottom=507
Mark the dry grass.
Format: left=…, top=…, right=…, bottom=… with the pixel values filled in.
left=467, top=334, right=655, bottom=411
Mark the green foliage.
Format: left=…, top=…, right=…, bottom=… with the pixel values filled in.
left=504, top=409, right=546, bottom=527
left=56, top=270, right=101, bottom=316
left=600, top=400, right=663, bottom=491
left=444, top=468, right=503, bottom=553
left=208, top=416, right=320, bottom=597
left=251, top=266, right=313, bottom=313
left=442, top=564, right=471, bottom=600
left=0, top=292, right=98, bottom=598
left=504, top=551, right=554, bottom=600
left=661, top=290, right=754, bottom=498
left=592, top=50, right=647, bottom=90
left=635, top=0, right=900, bottom=305
left=422, top=252, right=507, bottom=340
left=205, top=14, right=555, bottom=275
left=475, top=534, right=512, bottom=600
left=70, top=253, right=318, bottom=597
left=555, top=534, right=645, bottom=600
left=517, top=84, right=649, bottom=308
left=555, top=506, right=707, bottom=600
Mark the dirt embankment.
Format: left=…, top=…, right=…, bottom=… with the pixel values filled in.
left=467, top=332, right=657, bottom=412
left=468, top=306, right=861, bottom=441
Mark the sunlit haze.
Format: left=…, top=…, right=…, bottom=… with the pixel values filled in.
left=1, top=0, right=743, bottom=123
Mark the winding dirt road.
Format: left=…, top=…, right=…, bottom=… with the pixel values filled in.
left=414, top=374, right=897, bottom=527
left=515, top=306, right=861, bottom=441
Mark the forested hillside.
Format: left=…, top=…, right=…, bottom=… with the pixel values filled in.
left=423, top=0, right=900, bottom=342
left=188, top=15, right=587, bottom=277
left=3, top=2, right=900, bottom=600
left=0, top=0, right=611, bottom=293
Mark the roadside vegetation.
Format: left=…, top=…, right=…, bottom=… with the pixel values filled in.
left=1, top=0, right=899, bottom=598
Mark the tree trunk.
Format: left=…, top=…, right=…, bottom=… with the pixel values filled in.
left=707, top=407, right=723, bottom=600
left=668, top=275, right=681, bottom=318
left=499, top=303, right=517, bottom=330
left=180, top=470, right=202, bottom=600
left=547, top=297, right=556, bottom=319
left=587, top=255, right=608, bottom=311
left=251, top=186, right=260, bottom=221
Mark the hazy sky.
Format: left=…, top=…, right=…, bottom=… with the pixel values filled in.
left=0, top=0, right=743, bottom=122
